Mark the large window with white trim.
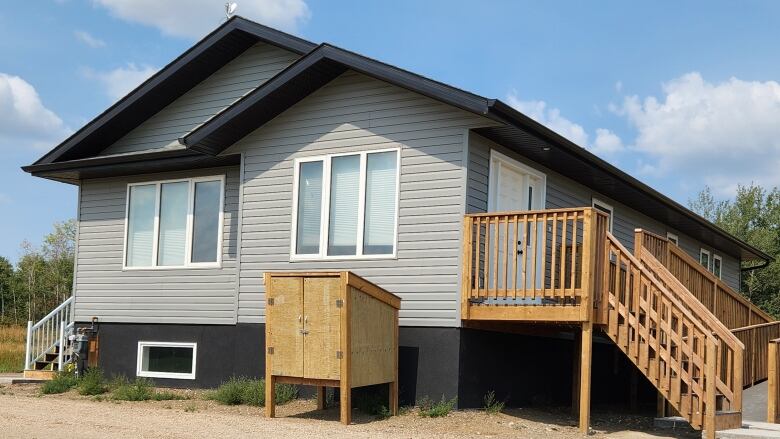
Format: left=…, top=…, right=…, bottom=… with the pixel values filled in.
left=124, top=176, right=224, bottom=269
left=137, top=342, right=197, bottom=380
left=291, top=149, right=400, bottom=260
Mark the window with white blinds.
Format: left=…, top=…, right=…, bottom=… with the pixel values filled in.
left=124, top=176, right=224, bottom=269
left=292, top=149, right=399, bottom=259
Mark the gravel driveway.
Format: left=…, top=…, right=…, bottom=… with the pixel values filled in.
left=0, top=384, right=696, bottom=439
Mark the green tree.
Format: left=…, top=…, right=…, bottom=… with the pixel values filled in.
left=690, top=184, right=780, bottom=317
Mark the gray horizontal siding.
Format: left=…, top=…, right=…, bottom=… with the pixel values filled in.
left=226, top=70, right=489, bottom=327
left=100, top=43, right=299, bottom=156
left=468, top=132, right=741, bottom=290
left=73, top=167, right=240, bottom=324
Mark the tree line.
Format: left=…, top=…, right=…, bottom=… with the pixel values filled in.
left=690, top=184, right=780, bottom=318
left=0, top=220, right=75, bottom=325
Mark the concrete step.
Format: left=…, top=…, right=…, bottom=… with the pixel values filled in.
left=717, top=421, right=780, bottom=439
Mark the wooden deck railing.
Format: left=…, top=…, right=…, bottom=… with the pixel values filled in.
left=635, top=229, right=773, bottom=329
left=768, top=338, right=780, bottom=423
left=461, top=207, right=608, bottom=321
left=637, top=247, right=744, bottom=412
left=605, top=233, right=737, bottom=434
left=732, top=322, right=780, bottom=386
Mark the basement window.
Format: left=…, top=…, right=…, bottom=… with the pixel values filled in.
left=137, top=342, right=197, bottom=380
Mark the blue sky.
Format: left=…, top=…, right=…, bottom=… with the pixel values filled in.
left=2, top=0, right=780, bottom=262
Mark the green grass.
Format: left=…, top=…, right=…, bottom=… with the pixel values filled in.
left=483, top=390, right=504, bottom=415
left=418, top=395, right=457, bottom=418
left=0, top=325, right=25, bottom=373
left=111, top=377, right=154, bottom=401
left=40, top=371, right=79, bottom=395
left=206, top=377, right=297, bottom=407
left=152, top=390, right=188, bottom=401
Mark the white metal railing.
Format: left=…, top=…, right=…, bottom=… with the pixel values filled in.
left=25, top=296, right=75, bottom=370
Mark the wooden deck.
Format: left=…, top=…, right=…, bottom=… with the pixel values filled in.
left=458, top=207, right=779, bottom=436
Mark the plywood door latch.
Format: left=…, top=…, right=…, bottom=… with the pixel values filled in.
left=268, top=298, right=274, bottom=306
left=336, top=299, right=343, bottom=308
left=267, top=347, right=274, bottom=354
left=336, top=351, right=343, bottom=359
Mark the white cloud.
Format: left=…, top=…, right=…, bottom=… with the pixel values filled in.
left=74, top=30, right=106, bottom=48
left=0, top=73, right=70, bottom=149
left=613, top=72, right=780, bottom=195
left=84, top=63, right=158, bottom=101
left=93, top=0, right=311, bottom=39
left=506, top=91, right=623, bottom=157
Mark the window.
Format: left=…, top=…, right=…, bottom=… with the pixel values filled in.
left=700, top=248, right=711, bottom=271
left=124, top=176, right=224, bottom=269
left=713, top=254, right=723, bottom=279
left=137, top=342, right=196, bottom=380
left=291, top=149, right=399, bottom=260
left=667, top=232, right=679, bottom=246
left=592, top=198, right=614, bottom=232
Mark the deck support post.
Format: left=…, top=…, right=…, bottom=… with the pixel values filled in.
left=579, top=320, right=593, bottom=434
left=572, top=330, right=582, bottom=416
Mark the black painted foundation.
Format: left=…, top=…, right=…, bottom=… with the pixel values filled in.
left=88, top=322, right=655, bottom=411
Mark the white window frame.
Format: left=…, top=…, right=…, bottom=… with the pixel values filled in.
left=666, top=232, right=679, bottom=246
left=487, top=149, right=547, bottom=212
left=290, top=148, right=401, bottom=261
left=713, top=254, right=723, bottom=279
left=122, top=175, right=225, bottom=270
left=591, top=198, right=614, bottom=233
left=700, top=248, right=711, bottom=271
left=136, top=341, right=197, bottom=380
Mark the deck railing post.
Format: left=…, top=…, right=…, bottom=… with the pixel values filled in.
left=461, top=216, right=473, bottom=321
left=769, top=340, right=779, bottom=423
left=58, top=320, right=66, bottom=371
left=705, top=338, right=718, bottom=438
left=25, top=320, right=32, bottom=370
left=580, top=208, right=596, bottom=321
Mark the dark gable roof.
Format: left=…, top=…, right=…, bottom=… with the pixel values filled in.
left=30, top=16, right=316, bottom=166
left=23, top=17, right=770, bottom=263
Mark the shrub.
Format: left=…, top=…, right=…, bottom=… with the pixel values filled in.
left=418, top=395, right=457, bottom=418
left=40, top=371, right=78, bottom=395
left=112, top=377, right=153, bottom=401
left=206, top=377, right=297, bottom=406
left=483, top=390, right=504, bottom=415
left=77, top=368, right=107, bottom=396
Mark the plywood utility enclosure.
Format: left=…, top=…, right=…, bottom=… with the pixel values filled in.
left=264, top=272, right=401, bottom=425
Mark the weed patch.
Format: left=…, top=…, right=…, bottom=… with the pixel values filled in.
left=40, top=371, right=78, bottom=395
left=483, top=390, right=505, bottom=415
left=77, top=368, right=107, bottom=396
left=206, top=377, right=297, bottom=406
left=418, top=395, right=457, bottom=418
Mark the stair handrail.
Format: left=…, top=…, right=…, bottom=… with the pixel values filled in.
left=639, top=248, right=744, bottom=352
left=635, top=228, right=774, bottom=326
left=639, top=247, right=744, bottom=408
left=605, top=233, right=736, bottom=433
left=25, top=296, right=74, bottom=370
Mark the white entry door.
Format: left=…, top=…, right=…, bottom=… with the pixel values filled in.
left=488, top=150, right=546, bottom=290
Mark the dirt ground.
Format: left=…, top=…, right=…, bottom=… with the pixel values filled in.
left=0, top=383, right=699, bottom=439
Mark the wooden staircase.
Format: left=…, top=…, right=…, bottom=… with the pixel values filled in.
left=24, top=296, right=75, bottom=380
left=603, top=233, right=743, bottom=436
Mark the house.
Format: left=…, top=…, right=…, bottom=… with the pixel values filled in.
left=22, top=16, right=778, bottom=435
